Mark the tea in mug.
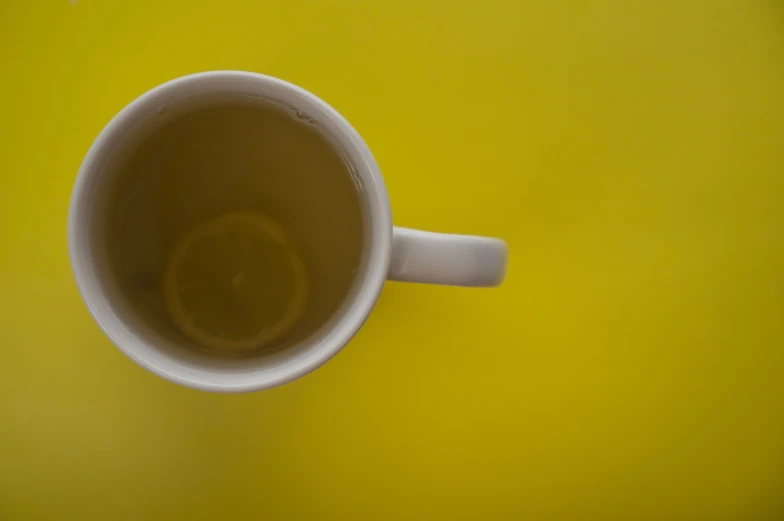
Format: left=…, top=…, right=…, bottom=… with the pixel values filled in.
left=104, top=100, right=364, bottom=355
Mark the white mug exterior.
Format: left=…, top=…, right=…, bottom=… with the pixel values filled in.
left=390, top=228, right=507, bottom=286
left=68, top=71, right=507, bottom=392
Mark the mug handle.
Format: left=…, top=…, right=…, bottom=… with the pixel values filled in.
left=388, top=227, right=508, bottom=287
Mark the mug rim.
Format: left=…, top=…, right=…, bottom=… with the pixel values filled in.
left=68, top=71, right=392, bottom=392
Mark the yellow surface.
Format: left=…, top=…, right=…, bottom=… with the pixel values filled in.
left=1, top=0, right=783, bottom=519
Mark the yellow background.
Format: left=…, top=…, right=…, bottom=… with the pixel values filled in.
left=1, top=1, right=783, bottom=519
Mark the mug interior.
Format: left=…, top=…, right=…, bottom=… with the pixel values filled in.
left=69, top=72, right=391, bottom=392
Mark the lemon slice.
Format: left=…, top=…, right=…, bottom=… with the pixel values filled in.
left=164, top=212, right=308, bottom=353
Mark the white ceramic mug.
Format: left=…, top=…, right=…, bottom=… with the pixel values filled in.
left=68, top=71, right=507, bottom=392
